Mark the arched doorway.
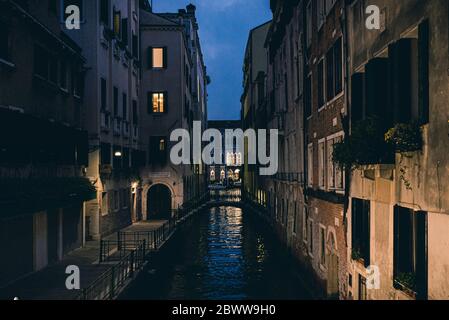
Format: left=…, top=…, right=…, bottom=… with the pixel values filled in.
left=147, top=184, right=172, bottom=219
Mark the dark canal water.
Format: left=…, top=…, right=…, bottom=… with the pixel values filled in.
left=120, top=206, right=313, bottom=300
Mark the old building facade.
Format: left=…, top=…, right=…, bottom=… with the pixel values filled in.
left=244, top=0, right=449, bottom=300
left=65, top=0, right=144, bottom=239
left=0, top=0, right=91, bottom=286
left=139, top=4, right=208, bottom=220
left=242, top=21, right=271, bottom=202
left=346, top=0, right=449, bottom=300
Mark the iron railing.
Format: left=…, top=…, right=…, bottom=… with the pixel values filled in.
left=77, top=240, right=146, bottom=300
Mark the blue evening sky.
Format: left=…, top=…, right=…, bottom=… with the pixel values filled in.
left=152, top=0, right=272, bottom=120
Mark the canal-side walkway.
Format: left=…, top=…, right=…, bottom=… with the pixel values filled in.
left=0, top=221, right=167, bottom=300
left=0, top=192, right=229, bottom=300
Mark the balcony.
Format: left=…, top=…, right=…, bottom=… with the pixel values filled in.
left=113, top=118, right=122, bottom=136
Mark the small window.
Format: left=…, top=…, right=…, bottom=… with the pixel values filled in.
left=151, top=47, right=166, bottom=69
left=149, top=136, right=167, bottom=165
left=307, top=143, right=314, bottom=186
left=159, top=139, right=166, bottom=151
left=318, top=140, right=326, bottom=189
left=352, top=198, right=370, bottom=266
left=150, top=92, right=166, bottom=113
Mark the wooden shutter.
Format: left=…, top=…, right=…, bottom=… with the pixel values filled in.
left=163, top=47, right=168, bottom=69
left=148, top=46, right=153, bottom=69
left=365, top=58, right=389, bottom=123
left=416, top=211, right=428, bottom=299
left=351, top=73, right=365, bottom=122
left=418, top=20, right=429, bottom=125
left=147, top=92, right=153, bottom=113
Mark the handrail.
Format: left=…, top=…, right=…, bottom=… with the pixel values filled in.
left=78, top=240, right=146, bottom=300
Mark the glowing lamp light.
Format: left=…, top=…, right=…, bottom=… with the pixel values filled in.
left=114, top=151, right=122, bottom=157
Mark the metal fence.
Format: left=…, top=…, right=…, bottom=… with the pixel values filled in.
left=77, top=240, right=146, bottom=300
left=78, top=191, right=212, bottom=300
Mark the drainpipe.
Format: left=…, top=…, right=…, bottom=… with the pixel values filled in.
left=340, top=0, right=351, bottom=246
left=301, top=0, right=309, bottom=208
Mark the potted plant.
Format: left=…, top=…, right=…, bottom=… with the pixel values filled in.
left=385, top=123, right=423, bottom=154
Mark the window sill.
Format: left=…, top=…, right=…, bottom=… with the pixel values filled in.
left=393, top=279, right=417, bottom=299
left=0, top=58, right=16, bottom=70
left=326, top=91, right=344, bottom=106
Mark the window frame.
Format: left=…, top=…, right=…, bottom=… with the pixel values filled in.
left=149, top=91, right=167, bottom=114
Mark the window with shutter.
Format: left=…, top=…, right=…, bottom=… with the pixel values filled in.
left=352, top=198, right=370, bottom=267
left=394, top=206, right=427, bottom=299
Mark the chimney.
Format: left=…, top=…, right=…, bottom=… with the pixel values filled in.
left=186, top=3, right=196, bottom=14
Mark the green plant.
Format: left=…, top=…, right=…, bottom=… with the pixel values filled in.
left=385, top=123, right=423, bottom=153
left=395, top=272, right=417, bottom=292
left=385, top=123, right=423, bottom=190
left=351, top=247, right=362, bottom=261
left=333, top=117, right=394, bottom=170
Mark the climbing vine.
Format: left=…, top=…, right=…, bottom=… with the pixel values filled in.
left=385, top=123, right=423, bottom=190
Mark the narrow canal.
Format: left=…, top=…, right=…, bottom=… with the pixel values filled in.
left=120, top=206, right=313, bottom=300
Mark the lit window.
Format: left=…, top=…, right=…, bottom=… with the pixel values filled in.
left=151, top=92, right=165, bottom=113
left=159, top=139, right=165, bottom=151
left=152, top=48, right=164, bottom=68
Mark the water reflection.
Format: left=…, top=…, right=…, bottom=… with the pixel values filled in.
left=121, top=206, right=312, bottom=300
